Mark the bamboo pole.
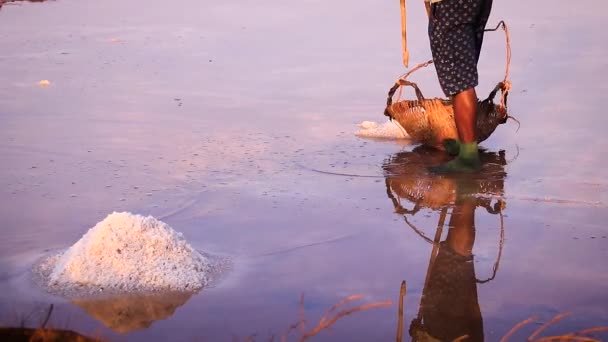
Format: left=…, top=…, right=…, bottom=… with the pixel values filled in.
left=400, top=0, right=409, bottom=67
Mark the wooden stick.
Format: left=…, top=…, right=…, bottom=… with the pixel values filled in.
left=400, top=0, right=409, bottom=67
left=396, top=281, right=406, bottom=342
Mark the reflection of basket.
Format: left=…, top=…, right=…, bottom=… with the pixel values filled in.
left=384, top=21, right=515, bottom=150
left=384, top=147, right=454, bottom=210
left=383, top=146, right=507, bottom=212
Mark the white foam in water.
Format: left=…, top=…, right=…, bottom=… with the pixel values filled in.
left=355, top=120, right=410, bottom=139
left=47, top=212, right=210, bottom=293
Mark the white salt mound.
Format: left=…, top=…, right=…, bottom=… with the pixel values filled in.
left=48, top=212, right=210, bottom=293
left=355, top=120, right=410, bottom=139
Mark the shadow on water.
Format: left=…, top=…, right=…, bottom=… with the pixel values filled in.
left=384, top=146, right=507, bottom=342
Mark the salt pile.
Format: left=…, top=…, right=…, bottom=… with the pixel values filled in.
left=47, top=212, right=210, bottom=293
left=355, top=120, right=410, bottom=139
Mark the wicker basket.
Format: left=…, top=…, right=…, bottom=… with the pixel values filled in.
left=385, top=21, right=514, bottom=150
left=384, top=79, right=511, bottom=150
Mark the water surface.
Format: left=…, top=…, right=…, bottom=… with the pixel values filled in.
left=0, top=0, right=607, bottom=341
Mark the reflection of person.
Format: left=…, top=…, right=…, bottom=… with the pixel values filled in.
left=384, top=146, right=507, bottom=342
left=424, top=0, right=494, bottom=172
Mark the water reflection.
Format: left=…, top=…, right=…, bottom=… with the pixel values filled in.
left=72, top=291, right=194, bottom=333
left=384, top=146, right=507, bottom=342
left=0, top=0, right=51, bottom=10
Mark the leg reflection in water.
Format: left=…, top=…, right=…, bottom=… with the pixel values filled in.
left=414, top=193, right=484, bottom=342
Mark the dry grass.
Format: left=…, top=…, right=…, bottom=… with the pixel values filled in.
left=0, top=327, right=100, bottom=342
left=2, top=290, right=607, bottom=342
left=0, top=304, right=102, bottom=342
left=497, top=312, right=608, bottom=342
left=279, top=293, right=393, bottom=342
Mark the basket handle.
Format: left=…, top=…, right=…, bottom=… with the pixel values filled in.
left=384, top=80, right=426, bottom=118
left=484, top=21, right=512, bottom=109
left=485, top=81, right=510, bottom=108
left=476, top=203, right=506, bottom=284
left=386, top=178, right=423, bottom=215
left=384, top=60, right=434, bottom=119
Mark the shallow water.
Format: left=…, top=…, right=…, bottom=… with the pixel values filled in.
left=1, top=0, right=607, bottom=341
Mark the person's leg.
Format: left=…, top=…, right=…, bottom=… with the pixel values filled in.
left=429, top=0, right=491, bottom=172
left=432, top=88, right=481, bottom=172
left=454, top=89, right=478, bottom=144
left=443, top=0, right=491, bottom=158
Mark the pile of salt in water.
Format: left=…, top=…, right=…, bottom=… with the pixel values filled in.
left=42, top=212, right=210, bottom=294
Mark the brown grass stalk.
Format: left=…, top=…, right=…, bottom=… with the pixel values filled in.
left=498, top=313, right=608, bottom=342
left=299, top=294, right=306, bottom=334
left=500, top=315, right=539, bottom=342
left=319, top=294, right=364, bottom=326
left=534, top=336, right=600, bottom=342
left=281, top=321, right=305, bottom=342
left=299, top=300, right=393, bottom=341
left=528, top=312, right=573, bottom=341
left=529, top=325, right=608, bottom=342
left=576, top=326, right=608, bottom=336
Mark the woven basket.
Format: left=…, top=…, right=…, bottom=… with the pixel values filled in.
left=384, top=79, right=510, bottom=150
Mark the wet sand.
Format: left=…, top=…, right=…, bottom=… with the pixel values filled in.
left=1, top=0, right=607, bottom=341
